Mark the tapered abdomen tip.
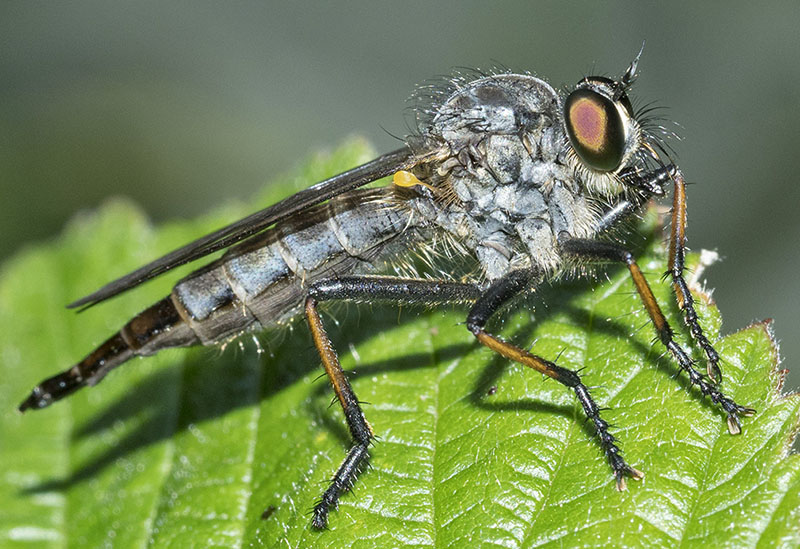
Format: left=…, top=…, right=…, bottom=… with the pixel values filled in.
left=18, top=370, right=84, bottom=412
left=18, top=387, right=52, bottom=412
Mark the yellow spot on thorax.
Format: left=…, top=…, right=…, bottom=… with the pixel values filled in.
left=393, top=170, right=435, bottom=191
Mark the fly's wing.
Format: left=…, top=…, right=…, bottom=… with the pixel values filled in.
left=68, top=146, right=424, bottom=310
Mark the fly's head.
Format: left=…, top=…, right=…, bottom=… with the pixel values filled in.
left=563, top=49, right=669, bottom=198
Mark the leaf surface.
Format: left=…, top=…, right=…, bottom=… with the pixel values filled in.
left=1, top=139, right=798, bottom=548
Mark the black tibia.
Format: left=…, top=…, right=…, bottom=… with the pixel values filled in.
left=560, top=238, right=755, bottom=435
left=465, top=269, right=644, bottom=491
left=668, top=170, right=722, bottom=383
left=304, top=276, right=481, bottom=529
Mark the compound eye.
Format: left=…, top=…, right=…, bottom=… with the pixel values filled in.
left=564, top=88, right=626, bottom=172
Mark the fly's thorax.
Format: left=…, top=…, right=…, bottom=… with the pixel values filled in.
left=407, top=73, right=604, bottom=281
left=428, top=74, right=560, bottom=147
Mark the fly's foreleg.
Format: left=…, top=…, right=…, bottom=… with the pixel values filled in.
left=595, top=164, right=674, bottom=233
left=593, top=164, right=724, bottom=382
left=600, top=164, right=726, bottom=383
left=560, top=239, right=755, bottom=434
left=304, top=276, right=481, bottom=529
left=668, top=170, right=723, bottom=382
left=465, top=269, right=644, bottom=490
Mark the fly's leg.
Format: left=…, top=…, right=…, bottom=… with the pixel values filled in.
left=304, top=276, right=481, bottom=529
left=305, top=296, right=370, bottom=530
left=668, top=169, right=723, bottom=382
left=465, top=269, right=644, bottom=490
left=593, top=164, right=724, bottom=382
left=560, top=239, right=755, bottom=434
left=595, top=164, right=674, bottom=233
left=597, top=164, right=724, bottom=383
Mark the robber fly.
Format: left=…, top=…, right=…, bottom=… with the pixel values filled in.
left=19, top=50, right=755, bottom=529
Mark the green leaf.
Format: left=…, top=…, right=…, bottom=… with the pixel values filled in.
left=1, top=138, right=798, bottom=548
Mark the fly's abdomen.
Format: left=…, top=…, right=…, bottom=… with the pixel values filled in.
left=19, top=296, right=196, bottom=410
left=19, top=188, right=413, bottom=411
left=171, top=188, right=412, bottom=345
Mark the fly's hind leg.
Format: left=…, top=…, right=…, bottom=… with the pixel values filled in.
left=303, top=276, right=481, bottom=529
left=304, top=296, right=371, bottom=530
left=560, top=238, right=755, bottom=434
left=466, top=269, right=644, bottom=490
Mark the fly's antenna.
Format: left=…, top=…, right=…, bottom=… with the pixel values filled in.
left=615, top=41, right=645, bottom=100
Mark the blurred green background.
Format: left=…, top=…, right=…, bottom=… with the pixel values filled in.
left=1, top=2, right=798, bottom=392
